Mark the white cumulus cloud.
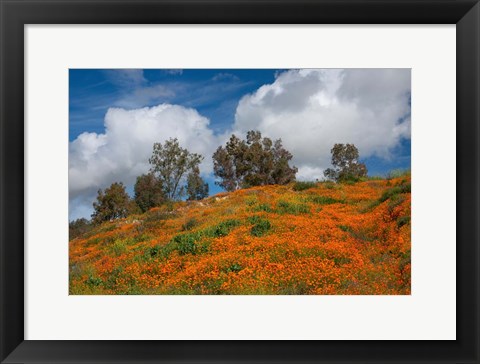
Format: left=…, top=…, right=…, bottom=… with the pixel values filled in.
left=233, top=69, right=411, bottom=180
left=69, top=104, right=217, bottom=219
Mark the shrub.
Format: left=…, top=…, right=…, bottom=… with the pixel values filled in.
left=277, top=201, right=310, bottom=215
left=333, top=256, right=352, bottom=266
left=225, top=263, right=243, bottom=273
left=324, top=181, right=336, bottom=189
left=166, top=219, right=241, bottom=256
left=182, top=218, right=198, bottom=231
left=342, top=178, right=360, bottom=185
left=148, top=243, right=177, bottom=260
left=247, top=215, right=262, bottom=224
left=174, top=234, right=198, bottom=255
left=132, top=233, right=151, bottom=244
left=111, top=240, right=127, bottom=256
left=69, top=218, right=93, bottom=240
left=208, top=219, right=241, bottom=238
left=104, top=266, right=124, bottom=290
left=387, top=194, right=406, bottom=220
left=253, top=203, right=273, bottom=212
left=293, top=181, right=316, bottom=191
left=397, top=216, right=411, bottom=228
left=149, top=246, right=160, bottom=257
left=251, top=219, right=272, bottom=237
left=379, top=183, right=411, bottom=202
left=309, top=195, right=342, bottom=205
left=338, top=224, right=376, bottom=242
left=246, top=196, right=258, bottom=206
left=399, top=250, right=411, bottom=270
left=85, top=275, right=103, bottom=287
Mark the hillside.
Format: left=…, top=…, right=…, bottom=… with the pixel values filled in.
left=69, top=176, right=411, bottom=295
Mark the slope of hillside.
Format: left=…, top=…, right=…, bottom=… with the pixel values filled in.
left=69, top=177, right=411, bottom=295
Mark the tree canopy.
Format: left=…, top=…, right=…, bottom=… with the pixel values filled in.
left=91, top=182, right=131, bottom=224
left=186, top=166, right=209, bottom=201
left=213, top=130, right=297, bottom=191
left=134, top=173, right=166, bottom=212
left=324, top=143, right=368, bottom=182
left=69, top=218, right=93, bottom=240
left=149, top=138, right=204, bottom=200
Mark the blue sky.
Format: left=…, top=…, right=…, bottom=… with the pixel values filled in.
left=69, top=69, right=279, bottom=141
left=69, top=69, right=411, bottom=220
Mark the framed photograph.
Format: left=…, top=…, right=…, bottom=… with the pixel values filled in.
left=68, top=67, right=412, bottom=297
left=1, top=0, right=478, bottom=363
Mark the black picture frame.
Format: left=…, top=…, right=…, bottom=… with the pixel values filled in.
left=1, top=0, right=479, bottom=363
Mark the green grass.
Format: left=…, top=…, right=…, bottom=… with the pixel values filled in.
left=205, top=219, right=241, bottom=238
left=338, top=224, right=376, bottom=242
left=361, top=181, right=411, bottom=213
left=149, top=218, right=242, bottom=257
left=253, top=203, right=273, bottom=212
left=85, top=275, right=103, bottom=287
left=293, top=181, right=317, bottom=191
left=378, top=183, right=411, bottom=202
left=277, top=201, right=310, bottom=215
left=397, top=216, right=411, bottom=228
left=250, top=218, right=272, bottom=237
left=225, top=263, right=243, bottom=273
left=387, top=169, right=411, bottom=179
left=309, top=195, right=343, bottom=205
left=182, top=217, right=198, bottom=231
left=111, top=240, right=127, bottom=256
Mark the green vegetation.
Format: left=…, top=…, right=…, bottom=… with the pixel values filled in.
left=186, top=166, right=209, bottom=201
left=293, top=181, right=317, bottom=191
left=379, top=183, right=411, bottom=202
left=91, top=182, right=131, bottom=224
left=250, top=218, right=272, bottom=237
left=253, top=203, right=273, bottom=213
left=397, top=215, right=411, bottom=228
left=387, top=169, right=411, bottom=179
left=182, top=217, right=198, bottom=231
left=309, top=196, right=342, bottom=205
left=277, top=201, right=310, bottom=215
left=149, top=137, right=205, bottom=200
left=151, top=218, right=242, bottom=257
left=212, top=130, right=298, bottom=191
left=69, top=218, right=93, bottom=240
left=324, top=143, right=367, bottom=182
left=134, top=173, right=166, bottom=213
left=225, top=263, right=243, bottom=273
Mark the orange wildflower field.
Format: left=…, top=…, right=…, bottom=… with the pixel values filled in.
left=69, top=176, right=411, bottom=295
